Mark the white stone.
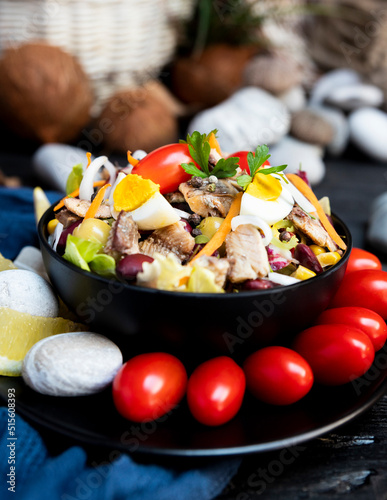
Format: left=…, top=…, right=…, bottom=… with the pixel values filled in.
left=309, top=105, right=350, bottom=156
left=0, top=270, right=59, bottom=317
left=326, top=83, right=384, bottom=111
left=188, top=87, right=291, bottom=153
left=309, top=68, right=361, bottom=106
left=269, top=136, right=325, bottom=185
left=279, top=85, right=307, bottom=113
left=22, top=332, right=123, bottom=397
left=13, top=246, right=48, bottom=280
left=349, top=107, right=387, bottom=162
left=33, top=144, right=93, bottom=193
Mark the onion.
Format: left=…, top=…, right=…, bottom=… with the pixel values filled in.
left=274, top=174, right=316, bottom=214
left=79, top=156, right=117, bottom=201
left=231, top=215, right=272, bottom=246
left=265, top=272, right=300, bottom=286
left=51, top=222, right=64, bottom=252
left=132, top=150, right=147, bottom=161
left=173, top=208, right=191, bottom=219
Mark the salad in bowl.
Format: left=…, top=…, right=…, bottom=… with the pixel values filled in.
left=46, top=131, right=348, bottom=295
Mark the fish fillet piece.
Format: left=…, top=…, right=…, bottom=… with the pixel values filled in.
left=140, top=221, right=195, bottom=262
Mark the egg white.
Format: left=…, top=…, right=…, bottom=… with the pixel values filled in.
left=240, top=189, right=294, bottom=225
left=129, top=192, right=180, bottom=230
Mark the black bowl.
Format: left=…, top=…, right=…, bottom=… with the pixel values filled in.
left=38, top=205, right=352, bottom=364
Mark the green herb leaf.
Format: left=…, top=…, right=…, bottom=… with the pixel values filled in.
left=180, top=162, right=208, bottom=178
left=180, top=130, right=238, bottom=179
left=210, top=157, right=239, bottom=178
left=236, top=174, right=252, bottom=190
left=257, top=164, right=287, bottom=176
left=248, top=145, right=271, bottom=178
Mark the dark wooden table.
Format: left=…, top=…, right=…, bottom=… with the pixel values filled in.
left=1, top=129, right=387, bottom=500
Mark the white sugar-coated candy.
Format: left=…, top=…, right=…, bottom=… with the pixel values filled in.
left=33, top=144, right=93, bottom=193
left=269, top=136, right=325, bottom=185
left=349, top=107, right=387, bottom=162
left=13, top=246, right=48, bottom=280
left=188, top=87, right=290, bottom=152
left=326, top=83, right=384, bottom=111
left=0, top=269, right=59, bottom=317
left=22, top=332, right=123, bottom=397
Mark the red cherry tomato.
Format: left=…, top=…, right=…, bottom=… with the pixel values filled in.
left=293, top=325, right=375, bottom=386
left=112, top=352, right=187, bottom=422
left=346, top=247, right=382, bottom=274
left=330, top=269, right=387, bottom=320
left=131, top=143, right=194, bottom=194
left=187, top=357, right=245, bottom=426
left=316, top=306, right=387, bottom=351
left=229, top=151, right=270, bottom=174
left=243, top=346, right=314, bottom=406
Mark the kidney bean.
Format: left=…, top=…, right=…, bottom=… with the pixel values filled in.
left=57, top=220, right=82, bottom=253
left=294, top=243, right=323, bottom=274
left=243, top=279, right=278, bottom=290
left=116, top=254, right=154, bottom=280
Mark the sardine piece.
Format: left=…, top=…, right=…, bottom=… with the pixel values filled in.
left=194, top=256, right=230, bottom=288
left=104, top=211, right=140, bottom=260
left=140, top=221, right=195, bottom=262
left=63, top=198, right=111, bottom=219
left=55, top=208, right=81, bottom=229
left=226, top=224, right=270, bottom=283
left=286, top=205, right=337, bottom=252
left=179, top=179, right=239, bottom=218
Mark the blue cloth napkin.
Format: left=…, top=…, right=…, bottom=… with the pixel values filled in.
left=0, top=187, right=241, bottom=499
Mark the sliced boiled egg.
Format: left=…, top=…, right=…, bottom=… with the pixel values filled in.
left=113, top=174, right=179, bottom=230
left=240, top=172, right=294, bottom=225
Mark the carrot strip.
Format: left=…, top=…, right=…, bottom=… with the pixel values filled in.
left=208, top=132, right=222, bottom=156
left=54, top=180, right=106, bottom=211
left=189, top=192, right=242, bottom=264
left=86, top=152, right=92, bottom=167
left=286, top=173, right=347, bottom=251
left=127, top=151, right=139, bottom=167
left=84, top=184, right=111, bottom=220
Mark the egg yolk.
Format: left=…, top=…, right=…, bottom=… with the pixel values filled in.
left=113, top=174, right=160, bottom=212
left=246, top=173, right=282, bottom=201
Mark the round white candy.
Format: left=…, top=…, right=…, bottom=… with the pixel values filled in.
left=0, top=269, right=59, bottom=317
left=22, top=332, right=123, bottom=396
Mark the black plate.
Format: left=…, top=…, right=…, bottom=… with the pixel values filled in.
left=1, top=346, right=387, bottom=457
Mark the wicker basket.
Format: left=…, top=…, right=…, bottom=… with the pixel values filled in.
left=0, top=0, right=195, bottom=115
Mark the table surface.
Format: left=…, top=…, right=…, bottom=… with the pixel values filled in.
left=1, top=129, right=387, bottom=500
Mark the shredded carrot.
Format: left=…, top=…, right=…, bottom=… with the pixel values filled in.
left=86, top=152, right=92, bottom=168
left=286, top=173, right=347, bottom=251
left=189, top=192, right=242, bottom=264
left=127, top=151, right=139, bottom=167
left=84, top=184, right=111, bottom=220
left=53, top=180, right=107, bottom=211
left=178, top=276, right=190, bottom=287
left=208, top=132, right=222, bottom=156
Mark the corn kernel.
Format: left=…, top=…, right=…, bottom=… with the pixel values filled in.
left=291, top=265, right=316, bottom=280
left=309, top=244, right=326, bottom=256
left=47, top=219, right=59, bottom=235
left=317, top=251, right=342, bottom=268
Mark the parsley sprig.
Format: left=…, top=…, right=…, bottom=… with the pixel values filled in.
left=237, top=145, right=287, bottom=190
left=180, top=130, right=239, bottom=179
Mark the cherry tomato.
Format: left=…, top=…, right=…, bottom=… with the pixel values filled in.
left=293, top=325, right=375, bottom=386
left=187, top=357, right=245, bottom=426
left=229, top=151, right=270, bottom=174
left=330, top=269, right=387, bottom=319
left=112, top=353, right=187, bottom=422
left=243, top=346, right=314, bottom=406
left=345, top=247, right=382, bottom=274
left=131, top=143, right=195, bottom=194
left=316, top=306, right=387, bottom=351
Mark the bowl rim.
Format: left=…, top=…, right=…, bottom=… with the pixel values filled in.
left=38, top=201, right=353, bottom=299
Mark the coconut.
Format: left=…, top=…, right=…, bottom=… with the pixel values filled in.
left=96, top=82, right=179, bottom=153
left=0, top=43, right=93, bottom=143
left=171, top=43, right=257, bottom=107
